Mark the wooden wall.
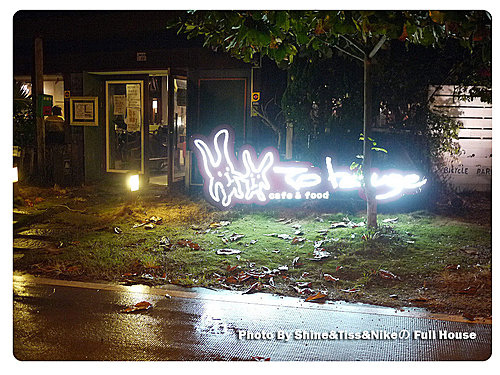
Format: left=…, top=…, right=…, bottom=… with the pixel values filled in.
left=430, top=85, right=492, bottom=192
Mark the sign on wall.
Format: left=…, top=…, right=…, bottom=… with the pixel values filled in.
left=191, top=126, right=427, bottom=209
left=69, top=97, right=98, bottom=126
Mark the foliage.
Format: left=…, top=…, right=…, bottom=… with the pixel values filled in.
left=171, top=10, right=490, bottom=156
left=280, top=53, right=363, bottom=162
left=349, top=135, right=388, bottom=184
left=170, top=11, right=491, bottom=66
left=13, top=81, right=35, bottom=147
left=170, top=10, right=491, bottom=205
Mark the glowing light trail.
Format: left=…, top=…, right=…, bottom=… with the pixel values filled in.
left=192, top=126, right=427, bottom=208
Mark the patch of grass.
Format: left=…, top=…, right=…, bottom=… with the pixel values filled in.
left=14, top=185, right=491, bottom=316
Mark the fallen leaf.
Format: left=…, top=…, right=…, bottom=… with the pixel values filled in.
left=324, top=274, right=339, bottom=282
left=305, top=292, right=327, bottom=302
left=314, top=240, right=326, bottom=249
left=291, top=237, right=306, bottom=244
left=114, top=227, right=123, bottom=234
left=462, top=312, right=475, bottom=321
left=292, top=286, right=315, bottom=295
left=225, top=276, right=239, bottom=284
left=457, top=286, right=478, bottom=295
left=308, top=248, right=331, bottom=261
left=331, top=222, right=348, bottom=228
left=242, top=282, right=262, bottom=295
left=382, top=217, right=398, bottom=223
left=120, top=301, right=152, bottom=313
left=237, top=273, right=252, bottom=282
left=227, top=265, right=240, bottom=273
left=292, top=256, right=302, bottom=267
left=296, top=281, right=312, bottom=288
left=148, top=216, right=162, bottom=224
left=230, top=233, right=245, bottom=242
left=216, top=248, right=241, bottom=255
left=379, top=269, right=401, bottom=280
left=65, top=265, right=80, bottom=273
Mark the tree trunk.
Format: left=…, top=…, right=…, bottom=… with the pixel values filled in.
left=363, top=56, right=377, bottom=228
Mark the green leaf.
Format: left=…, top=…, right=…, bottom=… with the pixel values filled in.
left=276, top=11, right=287, bottom=28
left=371, top=147, right=388, bottom=153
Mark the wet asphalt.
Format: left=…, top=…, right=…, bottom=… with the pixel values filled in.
left=13, top=273, right=491, bottom=361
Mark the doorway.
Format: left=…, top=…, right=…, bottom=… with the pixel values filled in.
left=147, top=75, right=187, bottom=185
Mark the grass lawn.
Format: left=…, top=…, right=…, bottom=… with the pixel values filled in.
left=13, top=183, right=491, bottom=318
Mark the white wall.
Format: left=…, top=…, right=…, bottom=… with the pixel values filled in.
left=430, top=85, right=492, bottom=192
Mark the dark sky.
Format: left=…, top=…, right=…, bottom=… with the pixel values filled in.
left=14, top=10, right=202, bottom=58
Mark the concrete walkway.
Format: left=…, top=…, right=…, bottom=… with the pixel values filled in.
left=13, top=273, right=491, bottom=361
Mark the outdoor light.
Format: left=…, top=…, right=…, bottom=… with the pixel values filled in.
left=128, top=174, right=140, bottom=192
left=13, top=166, right=18, bottom=183
left=192, top=126, right=427, bottom=208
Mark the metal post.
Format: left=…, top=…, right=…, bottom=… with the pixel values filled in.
left=285, top=123, right=293, bottom=159
left=167, top=74, right=175, bottom=186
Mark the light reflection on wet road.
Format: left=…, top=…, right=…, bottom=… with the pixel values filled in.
left=13, top=274, right=491, bottom=361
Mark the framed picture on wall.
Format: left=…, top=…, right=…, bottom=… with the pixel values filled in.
left=69, top=97, right=98, bottom=126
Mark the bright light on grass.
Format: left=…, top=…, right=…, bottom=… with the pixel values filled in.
left=129, top=174, right=139, bottom=192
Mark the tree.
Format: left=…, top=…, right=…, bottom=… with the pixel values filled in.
left=14, top=80, right=35, bottom=148
left=170, top=10, right=491, bottom=227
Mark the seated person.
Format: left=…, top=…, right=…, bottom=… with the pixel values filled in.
left=45, top=106, right=65, bottom=144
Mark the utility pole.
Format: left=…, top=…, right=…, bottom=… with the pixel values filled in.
left=33, top=36, right=45, bottom=182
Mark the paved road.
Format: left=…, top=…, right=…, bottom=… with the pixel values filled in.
left=13, top=273, right=491, bottom=361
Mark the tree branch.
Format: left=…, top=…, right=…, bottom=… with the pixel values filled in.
left=331, top=43, right=364, bottom=62
left=315, top=36, right=364, bottom=62
left=340, top=35, right=366, bottom=56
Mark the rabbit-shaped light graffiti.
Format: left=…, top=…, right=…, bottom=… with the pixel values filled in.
left=239, top=148, right=274, bottom=202
left=193, top=128, right=245, bottom=207
left=193, top=127, right=275, bottom=208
